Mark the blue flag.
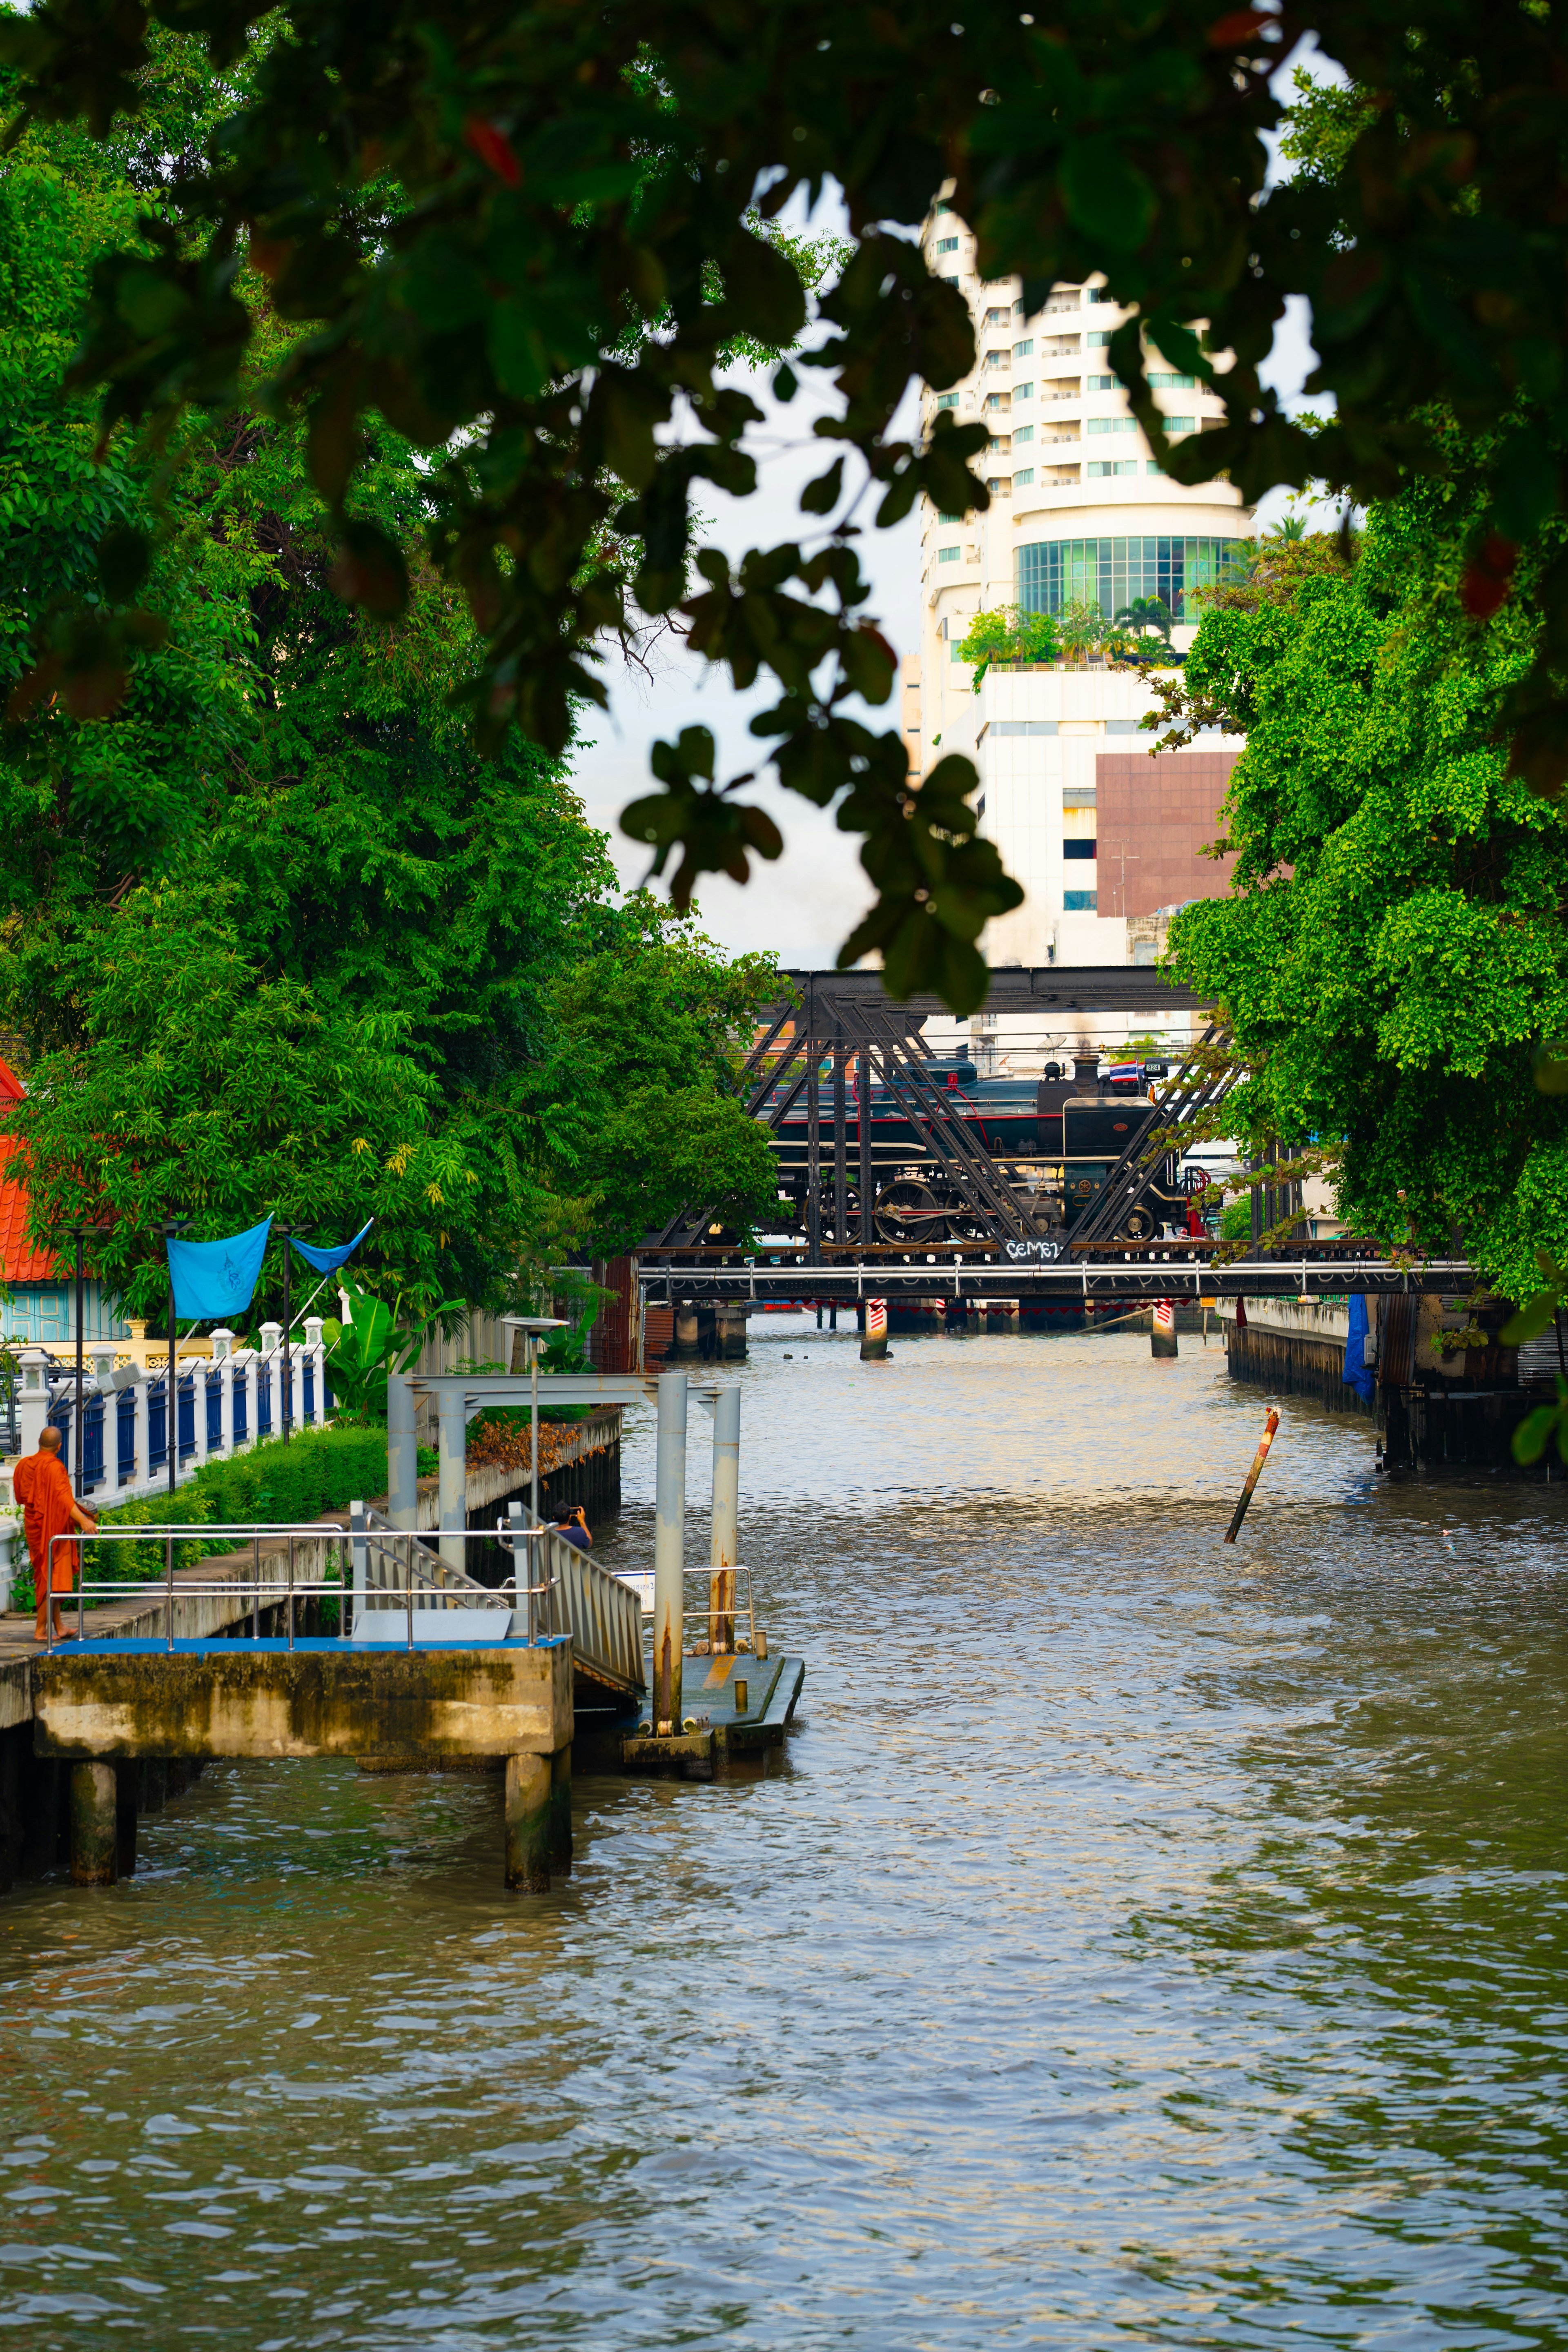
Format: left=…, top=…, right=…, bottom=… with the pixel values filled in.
left=167, top=1217, right=272, bottom=1321
left=1344, top=1294, right=1376, bottom=1402
left=290, top=1219, right=373, bottom=1276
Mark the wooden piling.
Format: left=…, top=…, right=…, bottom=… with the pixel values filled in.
left=504, top=1752, right=552, bottom=1892
left=69, top=1761, right=118, bottom=1886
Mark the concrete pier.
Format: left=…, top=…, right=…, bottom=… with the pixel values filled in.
left=504, top=1751, right=554, bottom=1892
left=68, top=1761, right=117, bottom=1885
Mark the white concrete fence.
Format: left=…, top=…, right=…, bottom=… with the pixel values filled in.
left=4, top=1320, right=335, bottom=1512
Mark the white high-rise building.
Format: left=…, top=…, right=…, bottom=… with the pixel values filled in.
left=913, top=203, right=1253, bottom=972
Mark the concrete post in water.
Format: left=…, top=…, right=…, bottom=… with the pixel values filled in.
left=1152, top=1298, right=1178, bottom=1359
left=504, top=1752, right=552, bottom=1891
left=69, top=1762, right=117, bottom=1886
left=1224, top=1408, right=1281, bottom=1543
left=549, top=1746, right=572, bottom=1875
left=671, top=1305, right=702, bottom=1362
left=386, top=1373, right=417, bottom=1530
left=436, top=1386, right=467, bottom=1576
left=114, top=1761, right=138, bottom=1878
left=652, top=1370, right=687, bottom=1735
left=709, top=1383, right=740, bottom=1653
left=860, top=1298, right=888, bottom=1361
left=715, top=1305, right=748, bottom=1362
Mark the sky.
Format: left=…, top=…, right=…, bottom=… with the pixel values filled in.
left=570, top=47, right=1340, bottom=972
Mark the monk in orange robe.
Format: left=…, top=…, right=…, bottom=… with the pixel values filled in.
left=13, top=1427, right=98, bottom=1644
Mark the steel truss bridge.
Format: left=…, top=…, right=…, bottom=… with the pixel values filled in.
left=641, top=966, right=1478, bottom=1305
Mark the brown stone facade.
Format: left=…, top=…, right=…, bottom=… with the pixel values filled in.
left=1096, top=751, right=1240, bottom=917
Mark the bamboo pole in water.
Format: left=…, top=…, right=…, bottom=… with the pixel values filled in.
left=1224, top=1409, right=1281, bottom=1544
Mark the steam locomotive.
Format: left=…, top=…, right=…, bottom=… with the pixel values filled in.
left=768, top=1053, right=1194, bottom=1245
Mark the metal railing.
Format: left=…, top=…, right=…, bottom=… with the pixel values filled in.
left=42, top=1514, right=649, bottom=1695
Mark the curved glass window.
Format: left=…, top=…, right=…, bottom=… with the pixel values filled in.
left=1017, top=535, right=1250, bottom=621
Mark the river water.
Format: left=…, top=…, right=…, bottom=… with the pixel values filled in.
left=2, top=1320, right=1566, bottom=2350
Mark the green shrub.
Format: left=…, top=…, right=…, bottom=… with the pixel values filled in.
left=1221, top=1197, right=1253, bottom=1242
left=80, top=1423, right=392, bottom=1592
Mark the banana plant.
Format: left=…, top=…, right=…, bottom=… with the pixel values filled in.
left=320, top=1290, right=463, bottom=1423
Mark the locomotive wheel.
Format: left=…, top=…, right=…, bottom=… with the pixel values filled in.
left=930, top=1180, right=991, bottom=1242
left=875, top=1179, right=947, bottom=1245
left=1117, top=1204, right=1158, bottom=1242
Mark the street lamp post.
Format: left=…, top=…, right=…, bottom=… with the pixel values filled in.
left=276, top=1225, right=292, bottom=1443
left=61, top=1222, right=114, bottom=1491
left=161, top=1219, right=192, bottom=1503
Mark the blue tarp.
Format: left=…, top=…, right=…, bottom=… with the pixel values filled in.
left=1344, top=1294, right=1376, bottom=1401
left=290, top=1219, right=373, bottom=1275
left=167, top=1216, right=272, bottom=1321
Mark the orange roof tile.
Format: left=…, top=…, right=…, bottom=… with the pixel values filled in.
left=0, top=1062, right=55, bottom=1283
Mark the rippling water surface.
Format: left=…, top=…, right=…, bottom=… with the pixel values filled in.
left=3, top=1321, right=1567, bottom=2349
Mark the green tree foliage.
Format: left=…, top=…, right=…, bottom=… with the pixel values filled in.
left=10, top=4, right=1568, bottom=1009
left=0, top=47, right=779, bottom=1314
left=1165, top=434, right=1568, bottom=1306
left=547, top=911, right=781, bottom=1250
left=957, top=605, right=1060, bottom=690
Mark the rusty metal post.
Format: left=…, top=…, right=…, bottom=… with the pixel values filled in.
left=806, top=976, right=821, bottom=1262
left=709, top=1382, right=740, bottom=1652
left=653, top=1370, right=687, bottom=1734
left=1224, top=1408, right=1281, bottom=1543
left=833, top=1033, right=848, bottom=1245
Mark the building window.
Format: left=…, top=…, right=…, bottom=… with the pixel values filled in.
left=1063, top=839, right=1097, bottom=860
left=984, top=307, right=1012, bottom=327
left=984, top=350, right=1011, bottom=369
left=991, top=720, right=1058, bottom=736
left=1146, top=461, right=1166, bottom=475
left=1014, top=383, right=1033, bottom=405
left=1089, top=288, right=1116, bottom=303
left=1105, top=720, right=1145, bottom=734
left=1088, top=374, right=1120, bottom=391
left=1013, top=425, right=1034, bottom=443
left=951, top=639, right=969, bottom=659
left=1087, top=416, right=1137, bottom=435
left=1162, top=416, right=1196, bottom=434
left=986, top=476, right=1010, bottom=495
left=1016, top=533, right=1252, bottom=620
left=1063, top=890, right=1098, bottom=911
left=1149, top=372, right=1197, bottom=388
left=1013, top=468, right=1034, bottom=485
left=1087, top=459, right=1138, bottom=477
left=936, top=391, right=960, bottom=409
left=1089, top=331, right=1114, bottom=348
left=1013, top=339, right=1033, bottom=359
left=938, top=545, right=961, bottom=563
left=938, top=509, right=962, bottom=522
left=935, top=236, right=960, bottom=253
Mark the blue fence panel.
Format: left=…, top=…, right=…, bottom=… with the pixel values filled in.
left=322, top=1368, right=333, bottom=1418
left=258, top=1366, right=272, bottom=1439
left=149, top=1376, right=168, bottom=1476
left=82, top=1395, right=105, bottom=1495
left=206, top=1369, right=222, bottom=1452
left=178, top=1372, right=196, bottom=1465
left=234, top=1369, right=247, bottom=1447
left=117, top=1388, right=136, bottom=1488
left=304, top=1357, right=315, bottom=1425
